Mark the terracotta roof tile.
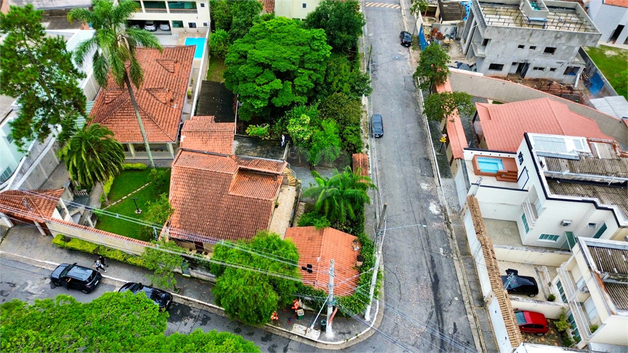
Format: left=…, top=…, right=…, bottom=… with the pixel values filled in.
left=261, top=0, right=275, bottom=13
left=168, top=150, right=287, bottom=243
left=180, top=116, right=235, bottom=154
left=285, top=227, right=361, bottom=295
left=0, top=189, right=63, bottom=222
left=89, top=46, right=195, bottom=143
left=477, top=97, right=613, bottom=152
left=604, top=0, right=628, bottom=7
left=352, top=153, right=369, bottom=177
left=436, top=80, right=467, bottom=159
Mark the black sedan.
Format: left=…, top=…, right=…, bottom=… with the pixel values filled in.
left=501, top=269, right=539, bottom=297
left=50, top=263, right=102, bottom=293
left=371, top=114, right=384, bottom=138
left=119, top=282, right=173, bottom=311
left=400, top=31, right=412, bottom=47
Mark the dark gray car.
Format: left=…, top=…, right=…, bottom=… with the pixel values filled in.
left=50, top=262, right=102, bottom=293
left=371, top=114, right=384, bottom=138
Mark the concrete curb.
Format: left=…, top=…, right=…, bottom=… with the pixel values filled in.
left=0, top=250, right=383, bottom=349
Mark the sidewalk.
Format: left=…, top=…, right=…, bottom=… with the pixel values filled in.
left=0, top=225, right=380, bottom=349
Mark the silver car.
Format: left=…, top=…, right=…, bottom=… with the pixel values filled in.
left=159, top=22, right=170, bottom=31
left=144, top=21, right=156, bottom=31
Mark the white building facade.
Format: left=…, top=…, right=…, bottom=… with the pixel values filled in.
left=587, top=0, right=628, bottom=44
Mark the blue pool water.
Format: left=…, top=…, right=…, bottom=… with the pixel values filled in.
left=184, top=37, right=205, bottom=59
left=477, top=157, right=504, bottom=173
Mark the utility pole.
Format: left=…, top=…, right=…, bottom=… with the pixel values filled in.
left=365, top=203, right=387, bottom=321
left=326, top=259, right=335, bottom=338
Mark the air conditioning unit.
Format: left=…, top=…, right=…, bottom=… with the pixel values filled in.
left=561, top=220, right=572, bottom=227
left=580, top=286, right=589, bottom=294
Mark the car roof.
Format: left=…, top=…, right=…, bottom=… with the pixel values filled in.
left=372, top=114, right=382, bottom=120
left=524, top=311, right=546, bottom=324
left=66, top=264, right=93, bottom=281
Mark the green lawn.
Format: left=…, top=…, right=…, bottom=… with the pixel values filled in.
left=96, top=169, right=170, bottom=242
left=206, top=57, right=227, bottom=82
left=585, top=45, right=628, bottom=99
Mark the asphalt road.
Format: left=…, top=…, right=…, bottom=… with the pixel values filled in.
left=347, top=0, right=478, bottom=352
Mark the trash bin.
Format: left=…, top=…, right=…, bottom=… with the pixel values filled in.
left=320, top=319, right=327, bottom=332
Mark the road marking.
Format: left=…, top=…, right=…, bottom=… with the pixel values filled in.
left=365, top=2, right=401, bottom=10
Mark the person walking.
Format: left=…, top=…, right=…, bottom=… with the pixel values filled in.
left=93, top=259, right=106, bottom=272
left=98, top=255, right=108, bottom=267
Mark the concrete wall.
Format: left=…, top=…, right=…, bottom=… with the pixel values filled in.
left=488, top=297, right=514, bottom=353
left=476, top=186, right=528, bottom=220
left=274, top=0, right=322, bottom=19
left=494, top=246, right=572, bottom=266
left=448, top=70, right=628, bottom=148
left=590, top=316, right=628, bottom=346
left=588, top=0, right=628, bottom=42
left=130, top=0, right=210, bottom=31
left=47, top=220, right=151, bottom=255
left=464, top=211, right=492, bottom=296
left=579, top=47, right=619, bottom=98
left=510, top=297, right=566, bottom=319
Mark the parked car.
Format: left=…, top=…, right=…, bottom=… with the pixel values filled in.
left=371, top=114, right=384, bottom=138
left=50, top=263, right=102, bottom=294
left=118, top=282, right=173, bottom=311
left=129, top=24, right=140, bottom=29
left=159, top=22, right=170, bottom=31
left=144, top=21, right=156, bottom=31
left=400, top=31, right=412, bottom=47
left=514, top=310, right=549, bottom=336
left=501, top=269, right=539, bottom=297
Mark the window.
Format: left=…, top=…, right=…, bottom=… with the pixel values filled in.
left=539, top=234, right=560, bottom=242
left=188, top=22, right=197, bottom=28
left=549, top=68, right=556, bottom=72
left=0, top=166, right=13, bottom=183
left=488, top=63, right=504, bottom=71
left=564, top=66, right=579, bottom=75
left=529, top=46, right=537, bottom=50
left=482, top=38, right=489, bottom=46
left=203, top=22, right=208, bottom=27
left=5, top=134, right=13, bottom=143
left=518, top=45, right=525, bottom=49
left=533, top=67, right=545, bottom=71
left=556, top=280, right=567, bottom=302
left=544, top=47, right=556, bottom=54
left=567, top=313, right=581, bottom=342
left=522, top=213, right=530, bottom=233
left=302, top=2, right=307, bottom=8
left=172, top=20, right=183, bottom=28
left=593, top=222, right=607, bottom=239
left=587, top=222, right=597, bottom=228
left=200, top=2, right=205, bottom=6
left=518, top=152, right=524, bottom=164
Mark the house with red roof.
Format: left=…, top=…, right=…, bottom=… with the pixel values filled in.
left=285, top=226, right=361, bottom=295
left=0, top=189, right=65, bottom=234
left=180, top=116, right=235, bottom=155
left=89, top=46, right=195, bottom=160
left=165, top=149, right=296, bottom=252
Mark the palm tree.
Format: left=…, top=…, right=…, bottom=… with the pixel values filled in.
left=68, top=0, right=162, bottom=168
left=58, top=124, right=125, bottom=203
left=302, top=167, right=375, bottom=223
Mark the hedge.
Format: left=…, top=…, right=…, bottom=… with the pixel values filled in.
left=99, top=175, right=115, bottom=203
left=122, top=163, right=148, bottom=171
left=52, top=234, right=149, bottom=268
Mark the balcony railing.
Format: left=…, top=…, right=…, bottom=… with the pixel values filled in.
left=558, top=265, right=577, bottom=299
left=169, top=8, right=197, bottom=13
left=569, top=301, right=592, bottom=340
left=522, top=199, right=538, bottom=228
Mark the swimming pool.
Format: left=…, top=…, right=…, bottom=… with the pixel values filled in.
left=184, top=37, right=205, bottom=59
left=477, top=157, right=504, bottom=173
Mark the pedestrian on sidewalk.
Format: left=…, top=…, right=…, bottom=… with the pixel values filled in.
left=93, top=259, right=106, bottom=272
left=98, top=255, right=108, bottom=267
left=271, top=311, right=279, bottom=324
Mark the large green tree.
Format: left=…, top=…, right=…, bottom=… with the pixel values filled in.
left=68, top=0, right=162, bottom=168
left=141, top=239, right=183, bottom=291
left=308, top=119, right=342, bottom=166
left=423, top=91, right=474, bottom=122
left=302, top=167, right=375, bottom=223
left=0, top=5, right=86, bottom=150
left=211, top=231, right=300, bottom=326
left=304, top=0, right=365, bottom=53
left=224, top=17, right=331, bottom=121
left=413, top=43, right=450, bottom=89
left=210, top=0, right=262, bottom=41
left=57, top=124, right=124, bottom=197
left=1, top=293, right=259, bottom=352
left=321, top=54, right=372, bottom=100
left=319, top=92, right=363, bottom=155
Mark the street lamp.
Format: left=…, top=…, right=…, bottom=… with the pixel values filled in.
left=131, top=197, right=142, bottom=214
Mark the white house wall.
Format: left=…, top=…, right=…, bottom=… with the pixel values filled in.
left=590, top=315, right=628, bottom=346
left=509, top=297, right=566, bottom=319
left=488, top=296, right=514, bottom=353
left=587, top=0, right=628, bottom=42
left=464, top=210, right=493, bottom=297
left=476, top=186, right=528, bottom=220
left=493, top=246, right=571, bottom=266
left=274, top=0, right=322, bottom=19
left=454, top=161, right=468, bottom=209
left=130, top=0, right=210, bottom=31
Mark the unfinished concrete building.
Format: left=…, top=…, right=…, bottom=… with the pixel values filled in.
left=461, top=0, right=601, bottom=84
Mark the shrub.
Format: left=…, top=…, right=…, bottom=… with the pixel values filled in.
left=122, top=163, right=148, bottom=170
left=149, top=169, right=170, bottom=194
left=547, top=294, right=556, bottom=301
left=52, top=234, right=149, bottom=268
left=99, top=175, right=115, bottom=203
left=589, top=324, right=598, bottom=333
left=562, top=336, right=574, bottom=347
left=245, top=124, right=270, bottom=139
left=297, top=211, right=331, bottom=229
left=555, top=308, right=572, bottom=333
left=209, top=29, right=230, bottom=59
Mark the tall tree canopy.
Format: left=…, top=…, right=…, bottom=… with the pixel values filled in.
left=210, top=0, right=263, bottom=41
left=57, top=124, right=125, bottom=191
left=1, top=293, right=260, bottom=352
left=224, top=17, right=331, bottom=121
left=413, top=43, right=450, bottom=89
left=320, top=54, right=372, bottom=100
left=211, top=231, right=300, bottom=326
left=304, top=0, right=366, bottom=53
left=0, top=5, right=86, bottom=150
left=423, top=91, right=474, bottom=122
left=68, top=0, right=162, bottom=168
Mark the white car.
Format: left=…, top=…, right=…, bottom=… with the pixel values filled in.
left=144, top=21, right=156, bottom=31
left=159, top=22, right=170, bottom=31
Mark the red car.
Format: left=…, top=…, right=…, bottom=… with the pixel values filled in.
left=515, top=310, right=549, bottom=336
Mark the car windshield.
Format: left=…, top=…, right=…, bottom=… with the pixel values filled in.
left=514, top=312, right=526, bottom=324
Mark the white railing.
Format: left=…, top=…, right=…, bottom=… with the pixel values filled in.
left=558, top=264, right=577, bottom=299
left=569, top=301, right=592, bottom=340
left=522, top=199, right=538, bottom=228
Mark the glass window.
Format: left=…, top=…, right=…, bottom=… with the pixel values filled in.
left=522, top=213, right=529, bottom=233
left=567, top=313, right=581, bottom=342
left=544, top=47, right=556, bottom=54
left=1, top=166, right=13, bottom=183
left=302, top=3, right=307, bottom=8
left=168, top=1, right=197, bottom=9
left=593, top=223, right=607, bottom=238
left=188, top=22, right=197, bottom=28
left=488, top=63, right=504, bottom=71
left=556, top=280, right=567, bottom=303
left=172, top=20, right=184, bottom=28
left=539, top=234, right=560, bottom=242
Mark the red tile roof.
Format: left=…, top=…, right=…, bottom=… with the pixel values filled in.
left=180, top=116, right=235, bottom=154
left=436, top=80, right=467, bottom=159
left=352, top=153, right=369, bottom=177
left=285, top=227, right=361, bottom=295
left=168, top=150, right=287, bottom=243
left=89, top=47, right=195, bottom=143
left=261, top=0, right=275, bottom=13
left=477, top=98, right=613, bottom=152
left=0, top=189, right=63, bottom=222
left=604, top=0, right=628, bottom=7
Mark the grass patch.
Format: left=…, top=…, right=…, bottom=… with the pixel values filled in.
left=585, top=45, right=628, bottom=99
left=96, top=169, right=170, bottom=242
left=206, top=57, right=228, bottom=82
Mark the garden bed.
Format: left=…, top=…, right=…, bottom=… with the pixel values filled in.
left=585, top=45, right=628, bottom=99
